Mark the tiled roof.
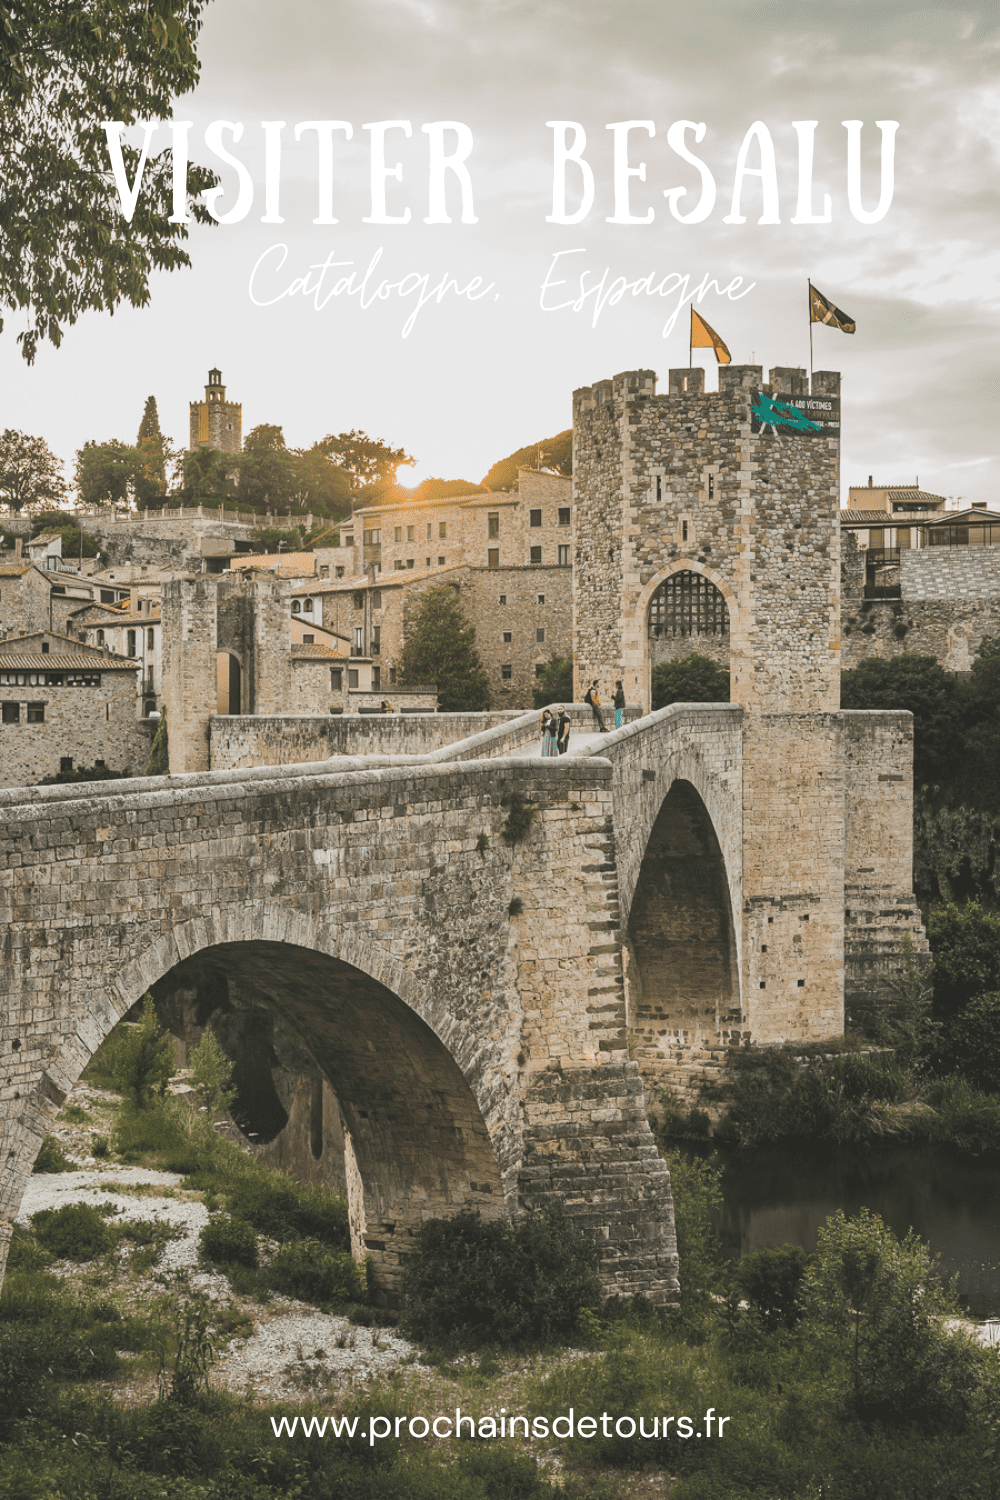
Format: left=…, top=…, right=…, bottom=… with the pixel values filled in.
left=291, top=642, right=343, bottom=658
left=292, top=562, right=466, bottom=595
left=0, top=652, right=138, bottom=669
left=840, top=510, right=941, bottom=525
left=0, top=562, right=31, bottom=576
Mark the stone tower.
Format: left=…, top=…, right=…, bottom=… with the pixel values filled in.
left=189, top=368, right=242, bottom=454
left=573, top=364, right=850, bottom=1046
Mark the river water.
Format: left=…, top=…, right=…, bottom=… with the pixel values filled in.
left=709, top=1144, right=1000, bottom=1318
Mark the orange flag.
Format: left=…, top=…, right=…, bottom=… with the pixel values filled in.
left=690, top=309, right=731, bottom=364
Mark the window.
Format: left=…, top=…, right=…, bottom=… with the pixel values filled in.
left=439, top=522, right=447, bottom=539
left=499, top=594, right=506, bottom=605
left=530, top=509, right=542, bottom=527
left=60, top=757, right=73, bottom=773
left=438, top=556, right=445, bottom=566
left=394, top=560, right=405, bottom=570
left=343, top=534, right=354, bottom=547
left=372, top=625, right=380, bottom=654
left=147, top=628, right=154, bottom=649
left=682, top=520, right=689, bottom=541
left=389, top=666, right=397, bottom=683
left=503, top=631, right=512, bottom=643
left=292, top=600, right=301, bottom=613
left=372, top=666, right=381, bottom=688
left=354, top=592, right=365, bottom=609
left=488, top=513, right=499, bottom=538
left=27, top=702, right=44, bottom=722
left=487, top=549, right=499, bottom=569
left=395, top=526, right=402, bottom=542
left=336, top=567, right=345, bottom=578
left=537, top=594, right=545, bottom=604
left=348, top=668, right=359, bottom=688
left=656, top=475, right=662, bottom=501
left=372, top=590, right=382, bottom=609
left=363, top=529, right=381, bottom=545
left=501, top=663, right=512, bottom=680
left=534, top=664, right=546, bottom=678
left=558, top=507, right=571, bottom=526
left=406, top=559, right=414, bottom=569
left=330, top=668, right=343, bottom=691
left=708, top=475, right=715, bottom=499
left=536, top=628, right=545, bottom=643
left=407, top=525, right=415, bottom=541
left=1, top=702, right=19, bottom=723
left=354, top=627, right=364, bottom=653
left=425, top=557, right=431, bottom=567
left=529, top=546, right=542, bottom=565
left=302, top=633, right=315, bottom=644
left=303, top=599, right=313, bottom=613
left=426, top=523, right=432, bottom=539
left=96, top=629, right=105, bottom=647
left=558, top=544, right=571, bottom=567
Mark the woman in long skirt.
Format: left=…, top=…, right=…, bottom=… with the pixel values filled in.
left=540, top=709, right=559, bottom=756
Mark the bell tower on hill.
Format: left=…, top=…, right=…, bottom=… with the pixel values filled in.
left=189, top=367, right=242, bottom=454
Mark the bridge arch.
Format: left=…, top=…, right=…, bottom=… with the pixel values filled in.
left=8, top=908, right=516, bottom=1300
left=627, top=779, right=742, bottom=1070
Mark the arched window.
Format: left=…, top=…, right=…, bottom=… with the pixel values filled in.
left=648, top=571, right=729, bottom=639
left=292, top=600, right=301, bottom=614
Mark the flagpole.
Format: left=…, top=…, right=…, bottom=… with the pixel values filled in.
left=689, top=306, right=693, bottom=370
left=808, top=278, right=814, bottom=385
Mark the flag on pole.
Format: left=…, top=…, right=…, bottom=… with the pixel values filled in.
left=809, top=283, right=856, bottom=334
left=690, top=309, right=732, bottom=364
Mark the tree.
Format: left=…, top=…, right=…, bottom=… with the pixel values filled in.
left=291, top=443, right=353, bottom=518
left=481, top=430, right=572, bottom=492
left=237, top=424, right=297, bottom=509
left=400, top=585, right=491, bottom=711
left=927, top=900, right=1000, bottom=1024
left=0, top=429, right=66, bottom=512
left=652, top=653, right=730, bottom=711
left=804, top=1208, right=981, bottom=1428
left=840, top=653, right=963, bottom=786
left=180, top=446, right=235, bottom=503
left=188, top=1028, right=236, bottom=1124
left=1, top=2, right=217, bottom=363
left=321, top=430, right=414, bottom=490
left=74, top=439, right=139, bottom=508
left=533, top=656, right=573, bottom=709
left=135, top=395, right=167, bottom=504
left=110, top=995, right=175, bottom=1109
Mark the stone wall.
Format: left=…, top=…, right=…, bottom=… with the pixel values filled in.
left=72, top=515, right=257, bottom=571
left=0, top=667, right=149, bottom=786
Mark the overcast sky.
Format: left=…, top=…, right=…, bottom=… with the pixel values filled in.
left=3, top=0, right=998, bottom=503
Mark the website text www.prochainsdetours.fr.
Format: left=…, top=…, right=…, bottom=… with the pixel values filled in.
left=271, top=1407, right=731, bottom=1445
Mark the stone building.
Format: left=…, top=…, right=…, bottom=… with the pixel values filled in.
left=189, top=368, right=242, bottom=454
left=350, top=470, right=573, bottom=576
left=0, top=632, right=146, bottom=785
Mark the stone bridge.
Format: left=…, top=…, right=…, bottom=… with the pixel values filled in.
left=0, top=700, right=923, bottom=1301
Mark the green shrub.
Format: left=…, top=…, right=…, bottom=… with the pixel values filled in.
left=660, top=1148, right=725, bottom=1323
left=90, top=1133, right=110, bottom=1159
left=923, top=1075, right=1000, bottom=1154
left=804, top=1207, right=982, bottom=1429
left=108, top=995, right=176, bottom=1107
left=734, top=1244, right=809, bottom=1331
left=652, top=653, right=730, bottom=711
left=188, top=1027, right=236, bottom=1123
left=501, top=794, right=538, bottom=845
left=113, top=1100, right=201, bottom=1172
left=935, top=991, right=1000, bottom=1092
left=199, top=1216, right=259, bottom=1269
left=265, top=1239, right=365, bottom=1306
left=402, top=1210, right=601, bottom=1349
left=927, top=900, right=1000, bottom=1023
left=225, top=1175, right=350, bottom=1250
left=30, top=1202, right=114, bottom=1261
left=6, top=1226, right=51, bottom=1272
left=32, top=1135, right=77, bottom=1173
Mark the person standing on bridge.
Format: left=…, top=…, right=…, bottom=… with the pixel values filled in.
left=584, top=681, right=607, bottom=732
left=556, top=705, right=571, bottom=755
left=540, top=708, right=558, bottom=756
left=613, top=680, right=625, bottom=730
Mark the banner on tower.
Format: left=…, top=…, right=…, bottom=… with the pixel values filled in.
left=750, top=390, right=840, bottom=438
